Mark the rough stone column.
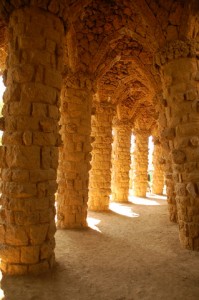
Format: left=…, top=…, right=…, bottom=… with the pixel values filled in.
left=57, top=73, right=93, bottom=228
left=158, top=106, right=177, bottom=222
left=133, top=131, right=149, bottom=197
left=0, top=7, right=64, bottom=275
left=152, top=137, right=164, bottom=195
left=88, top=102, right=115, bottom=211
left=111, top=118, right=132, bottom=202
left=129, top=135, right=135, bottom=192
left=156, top=40, right=199, bottom=250
left=165, top=151, right=177, bottom=222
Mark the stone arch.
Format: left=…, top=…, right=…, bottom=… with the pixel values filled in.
left=0, top=0, right=198, bottom=277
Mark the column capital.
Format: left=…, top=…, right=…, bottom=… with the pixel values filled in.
left=112, top=117, right=133, bottom=130
left=0, top=2, right=68, bottom=29
left=152, top=136, right=161, bottom=145
left=63, top=69, right=97, bottom=92
left=155, top=39, right=197, bottom=68
left=133, top=129, right=150, bottom=136
left=93, top=101, right=116, bottom=111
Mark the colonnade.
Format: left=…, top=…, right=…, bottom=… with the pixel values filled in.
left=0, top=5, right=198, bottom=276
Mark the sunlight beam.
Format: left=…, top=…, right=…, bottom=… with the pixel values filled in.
left=87, top=217, right=101, bottom=232
left=109, top=203, right=139, bottom=218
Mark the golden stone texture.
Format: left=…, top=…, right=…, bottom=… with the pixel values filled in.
left=0, top=6, right=64, bottom=274
left=111, top=119, right=132, bottom=203
left=0, top=0, right=198, bottom=276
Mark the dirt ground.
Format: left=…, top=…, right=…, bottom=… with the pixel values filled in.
left=1, top=194, right=199, bottom=300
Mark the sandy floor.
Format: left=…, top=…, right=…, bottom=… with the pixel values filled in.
left=1, top=194, right=199, bottom=300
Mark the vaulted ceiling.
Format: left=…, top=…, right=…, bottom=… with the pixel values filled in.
left=0, top=0, right=198, bottom=131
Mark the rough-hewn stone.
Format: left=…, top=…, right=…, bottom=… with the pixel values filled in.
left=88, top=102, right=115, bottom=211
left=57, top=73, right=93, bottom=228
left=0, top=6, right=64, bottom=275
left=160, top=40, right=199, bottom=250
left=111, top=118, right=132, bottom=202
left=0, top=0, right=197, bottom=277
left=132, top=131, right=149, bottom=197
left=152, top=137, right=165, bottom=195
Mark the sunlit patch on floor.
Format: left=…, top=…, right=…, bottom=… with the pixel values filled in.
left=129, top=195, right=160, bottom=206
left=87, top=217, right=101, bottom=232
left=109, top=203, right=139, bottom=218
left=147, top=193, right=167, bottom=201
left=0, top=263, right=4, bottom=300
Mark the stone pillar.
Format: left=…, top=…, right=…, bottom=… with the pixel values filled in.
left=0, top=7, right=64, bottom=275
left=165, top=155, right=177, bottom=222
left=133, top=131, right=149, bottom=197
left=111, top=119, right=132, bottom=202
left=152, top=137, right=164, bottom=195
left=57, top=73, right=93, bottom=228
left=129, top=135, right=135, bottom=193
left=158, top=106, right=177, bottom=222
left=88, top=102, right=115, bottom=211
left=156, top=40, right=199, bottom=250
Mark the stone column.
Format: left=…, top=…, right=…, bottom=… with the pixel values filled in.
left=57, top=73, right=93, bottom=228
left=156, top=40, right=199, bottom=250
left=129, top=135, right=135, bottom=193
left=133, top=131, right=149, bottom=197
left=0, top=7, right=64, bottom=275
left=152, top=137, right=164, bottom=195
left=111, top=118, right=132, bottom=202
left=88, top=102, right=115, bottom=211
left=158, top=106, right=177, bottom=222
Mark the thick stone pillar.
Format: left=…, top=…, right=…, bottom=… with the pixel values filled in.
left=88, top=102, right=115, bottom=211
left=156, top=40, right=199, bottom=250
left=57, top=73, right=93, bottom=228
left=111, top=119, right=132, bottom=202
left=133, top=131, right=149, bottom=197
left=0, top=7, right=64, bottom=275
left=152, top=137, right=164, bottom=195
left=165, top=152, right=177, bottom=222
left=158, top=107, right=177, bottom=222
left=129, top=135, right=135, bottom=192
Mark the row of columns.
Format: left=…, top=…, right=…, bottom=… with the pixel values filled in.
left=88, top=109, right=164, bottom=211
left=0, top=5, right=198, bottom=275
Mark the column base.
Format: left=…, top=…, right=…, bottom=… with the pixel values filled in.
left=88, top=205, right=109, bottom=212
left=0, top=254, right=55, bottom=275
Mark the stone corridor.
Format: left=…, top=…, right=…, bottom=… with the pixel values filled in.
left=1, top=195, right=199, bottom=300
left=0, top=0, right=198, bottom=277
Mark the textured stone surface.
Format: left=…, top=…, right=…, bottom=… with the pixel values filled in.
left=0, top=6, right=64, bottom=275
left=88, top=102, right=115, bottom=211
left=111, top=118, right=132, bottom=202
left=0, top=0, right=197, bottom=277
left=160, top=40, right=199, bottom=250
left=132, top=131, right=149, bottom=197
left=152, top=137, right=164, bottom=195
left=56, top=74, right=93, bottom=228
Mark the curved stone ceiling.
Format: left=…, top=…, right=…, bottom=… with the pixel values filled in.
left=0, top=0, right=197, bottom=126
